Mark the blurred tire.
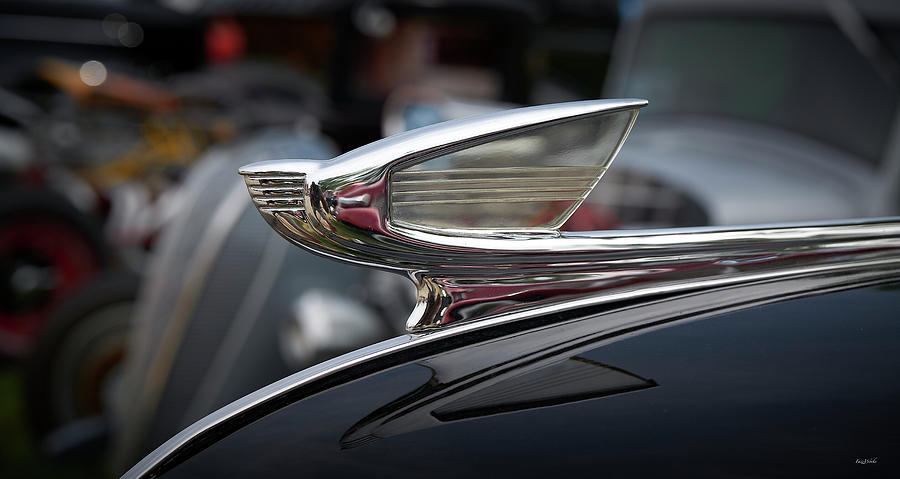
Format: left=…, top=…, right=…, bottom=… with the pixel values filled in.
left=23, top=271, right=138, bottom=456
left=0, top=187, right=108, bottom=357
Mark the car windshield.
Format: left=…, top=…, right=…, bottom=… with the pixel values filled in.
left=623, top=16, right=900, bottom=165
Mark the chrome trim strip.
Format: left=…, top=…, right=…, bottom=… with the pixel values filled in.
left=123, top=335, right=412, bottom=479
left=122, top=218, right=900, bottom=479
left=393, top=218, right=900, bottom=329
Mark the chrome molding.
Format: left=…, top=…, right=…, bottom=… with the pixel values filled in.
left=400, top=219, right=900, bottom=330
left=122, top=217, right=900, bottom=479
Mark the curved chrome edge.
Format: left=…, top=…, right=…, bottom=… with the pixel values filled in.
left=123, top=218, right=900, bottom=479
left=122, top=335, right=414, bottom=479
left=240, top=99, right=648, bottom=180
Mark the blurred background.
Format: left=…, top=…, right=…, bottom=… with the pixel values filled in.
left=1, top=0, right=898, bottom=476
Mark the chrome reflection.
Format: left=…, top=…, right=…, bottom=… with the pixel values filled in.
left=404, top=219, right=900, bottom=330
left=342, top=355, right=656, bottom=448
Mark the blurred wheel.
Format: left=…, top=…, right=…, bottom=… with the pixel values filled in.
left=0, top=187, right=107, bottom=357
left=23, top=271, right=138, bottom=457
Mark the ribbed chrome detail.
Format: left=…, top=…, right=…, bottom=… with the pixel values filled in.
left=393, top=195, right=586, bottom=206
left=391, top=165, right=601, bottom=179
left=391, top=166, right=603, bottom=206
left=244, top=173, right=307, bottom=215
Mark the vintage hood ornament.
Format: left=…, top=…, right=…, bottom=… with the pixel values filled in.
left=241, top=99, right=900, bottom=333
left=240, top=99, right=645, bottom=330
left=240, top=99, right=645, bottom=256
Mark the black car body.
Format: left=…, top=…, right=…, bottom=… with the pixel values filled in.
left=130, top=282, right=899, bottom=477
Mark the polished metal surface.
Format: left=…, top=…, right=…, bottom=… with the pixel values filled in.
left=245, top=172, right=307, bottom=215
left=122, top=216, right=900, bottom=479
left=401, top=219, right=900, bottom=330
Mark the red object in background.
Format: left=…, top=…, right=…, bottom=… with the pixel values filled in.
left=562, top=203, right=621, bottom=231
left=206, top=17, right=247, bottom=64
left=0, top=219, right=99, bottom=357
left=527, top=201, right=621, bottom=232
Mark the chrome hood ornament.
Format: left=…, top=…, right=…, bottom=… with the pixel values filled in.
left=241, top=99, right=900, bottom=334
left=241, top=99, right=644, bottom=251
left=241, top=99, right=645, bottom=330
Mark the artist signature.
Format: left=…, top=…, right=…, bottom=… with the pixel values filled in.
left=855, top=457, right=878, bottom=465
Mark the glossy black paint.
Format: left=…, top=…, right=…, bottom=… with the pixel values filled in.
left=162, top=284, right=900, bottom=477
